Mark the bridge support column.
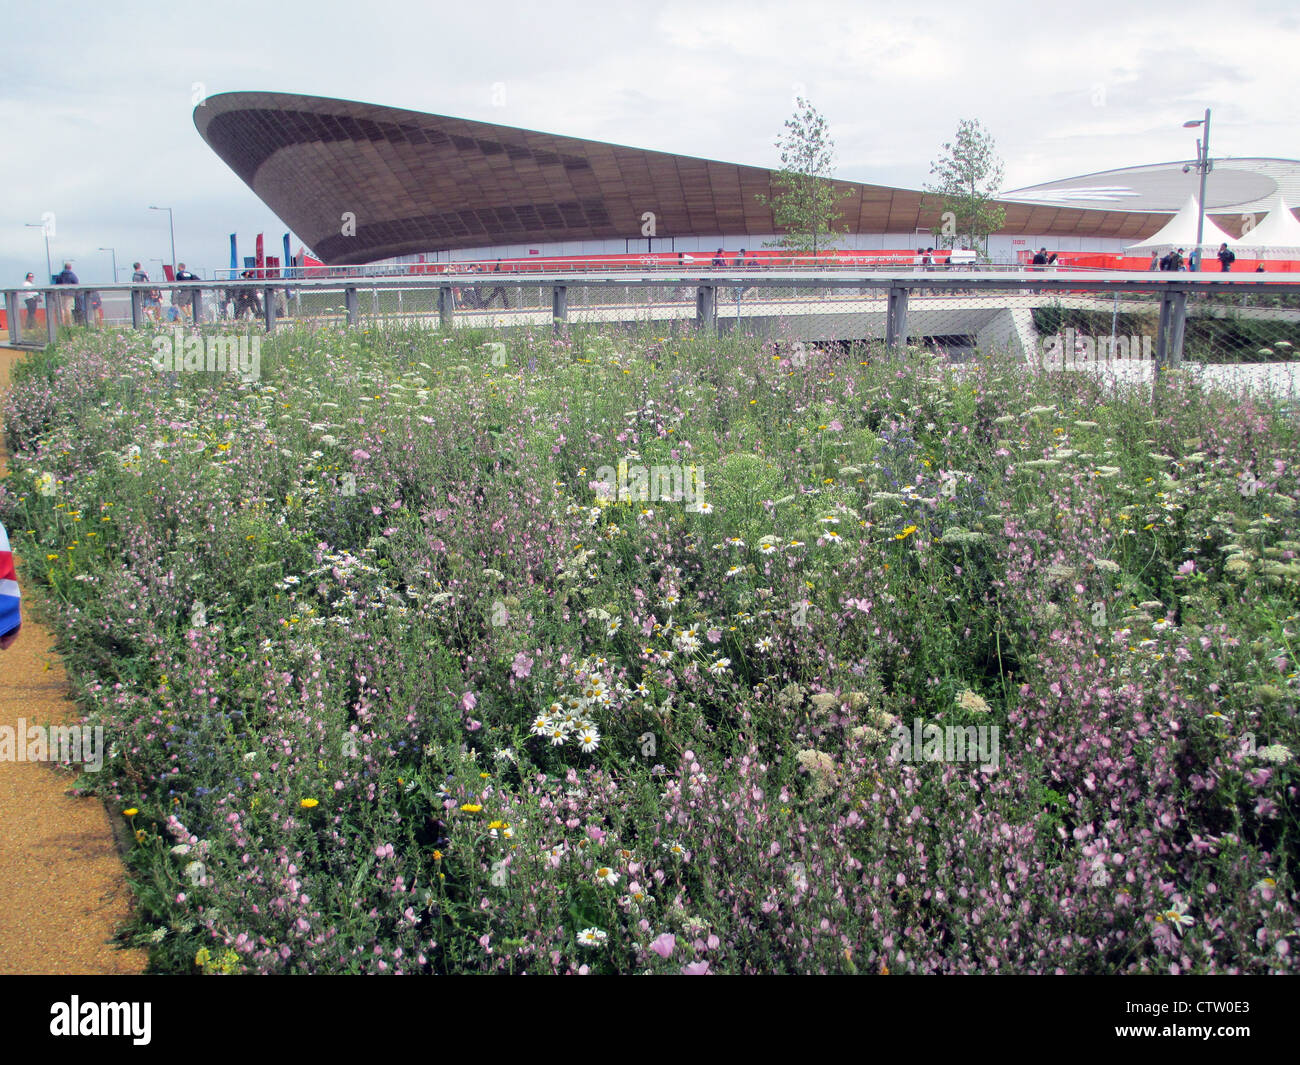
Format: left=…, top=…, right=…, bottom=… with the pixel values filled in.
left=344, top=285, right=358, bottom=328
left=4, top=292, right=20, bottom=345
left=263, top=286, right=277, bottom=333
left=191, top=288, right=203, bottom=324
left=696, top=285, right=716, bottom=331
left=131, top=288, right=143, bottom=328
left=439, top=286, right=455, bottom=329
left=886, top=286, right=910, bottom=350
left=45, top=290, right=59, bottom=344
left=1155, top=290, right=1187, bottom=373
left=552, top=285, right=567, bottom=337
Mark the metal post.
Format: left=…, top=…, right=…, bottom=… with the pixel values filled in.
left=131, top=288, right=143, bottom=328
left=552, top=285, right=567, bottom=336
left=886, top=286, right=910, bottom=349
left=1167, top=290, right=1188, bottom=366
left=263, top=286, right=276, bottom=332
left=1155, top=292, right=1173, bottom=374
left=45, top=289, right=59, bottom=344
left=696, top=285, right=716, bottom=331
left=1196, top=109, right=1210, bottom=251
left=191, top=288, right=203, bottom=324
left=344, top=285, right=358, bottom=328
left=439, top=286, right=455, bottom=329
left=4, top=292, right=20, bottom=345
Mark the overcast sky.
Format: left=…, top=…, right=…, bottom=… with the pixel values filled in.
left=2, top=0, right=1298, bottom=284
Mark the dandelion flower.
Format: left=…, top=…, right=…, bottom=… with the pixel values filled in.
left=460, top=803, right=483, bottom=813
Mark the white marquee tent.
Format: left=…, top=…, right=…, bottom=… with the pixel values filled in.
left=1125, top=195, right=1234, bottom=256
left=1228, top=192, right=1300, bottom=255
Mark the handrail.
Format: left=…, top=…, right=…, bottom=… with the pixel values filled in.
left=19, top=271, right=1300, bottom=294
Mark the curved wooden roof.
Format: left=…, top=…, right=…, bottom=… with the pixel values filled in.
left=196, top=91, right=1184, bottom=264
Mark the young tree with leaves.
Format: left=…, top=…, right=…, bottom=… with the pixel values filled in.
left=757, top=97, right=853, bottom=260
left=925, top=118, right=1007, bottom=258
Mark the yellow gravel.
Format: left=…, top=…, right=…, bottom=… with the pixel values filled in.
left=0, top=345, right=147, bottom=975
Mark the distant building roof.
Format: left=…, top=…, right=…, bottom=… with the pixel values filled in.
left=196, top=92, right=1271, bottom=264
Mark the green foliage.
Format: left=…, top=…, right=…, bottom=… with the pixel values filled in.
left=925, top=118, right=1007, bottom=256
left=756, top=97, right=853, bottom=257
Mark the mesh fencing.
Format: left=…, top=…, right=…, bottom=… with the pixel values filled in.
left=18, top=278, right=1300, bottom=396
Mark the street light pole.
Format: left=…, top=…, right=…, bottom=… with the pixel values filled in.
left=25, top=222, right=52, bottom=280
left=149, top=205, right=175, bottom=270
left=98, top=247, right=118, bottom=282
left=1183, top=109, right=1212, bottom=258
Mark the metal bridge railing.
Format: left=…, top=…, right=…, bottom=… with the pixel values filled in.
left=5, top=272, right=1299, bottom=372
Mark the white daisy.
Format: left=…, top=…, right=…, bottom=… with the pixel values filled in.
left=577, top=727, right=601, bottom=752
left=595, top=866, right=620, bottom=886
left=577, top=927, right=608, bottom=947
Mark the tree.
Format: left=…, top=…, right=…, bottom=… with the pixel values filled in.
left=925, top=119, right=1007, bottom=257
left=757, top=98, right=853, bottom=259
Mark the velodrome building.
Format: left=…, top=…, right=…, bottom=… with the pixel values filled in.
left=195, top=91, right=1300, bottom=270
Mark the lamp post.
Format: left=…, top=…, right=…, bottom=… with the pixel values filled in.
left=25, top=222, right=53, bottom=281
left=1183, top=109, right=1212, bottom=260
left=149, top=205, right=176, bottom=270
left=98, top=247, right=118, bottom=282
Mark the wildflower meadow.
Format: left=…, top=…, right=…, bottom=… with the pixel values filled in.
left=2, top=322, right=1297, bottom=974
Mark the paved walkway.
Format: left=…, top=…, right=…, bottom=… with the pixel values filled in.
left=0, top=345, right=146, bottom=975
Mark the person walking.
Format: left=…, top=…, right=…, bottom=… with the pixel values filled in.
left=233, top=270, right=263, bottom=319
left=732, top=248, right=751, bottom=301
left=22, top=272, right=40, bottom=330
left=1148, top=251, right=1160, bottom=271
left=485, top=260, right=510, bottom=309
left=54, top=261, right=80, bottom=325
left=1217, top=243, right=1236, bottom=272
left=1171, top=248, right=1186, bottom=271
left=132, top=263, right=159, bottom=322
left=174, top=263, right=200, bottom=320
left=0, top=519, right=21, bottom=650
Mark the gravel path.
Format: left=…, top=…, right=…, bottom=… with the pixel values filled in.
left=0, top=346, right=146, bottom=975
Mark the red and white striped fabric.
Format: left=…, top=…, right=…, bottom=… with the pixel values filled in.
left=0, top=520, right=20, bottom=642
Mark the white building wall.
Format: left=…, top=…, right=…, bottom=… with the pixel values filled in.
left=381, top=230, right=1138, bottom=268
